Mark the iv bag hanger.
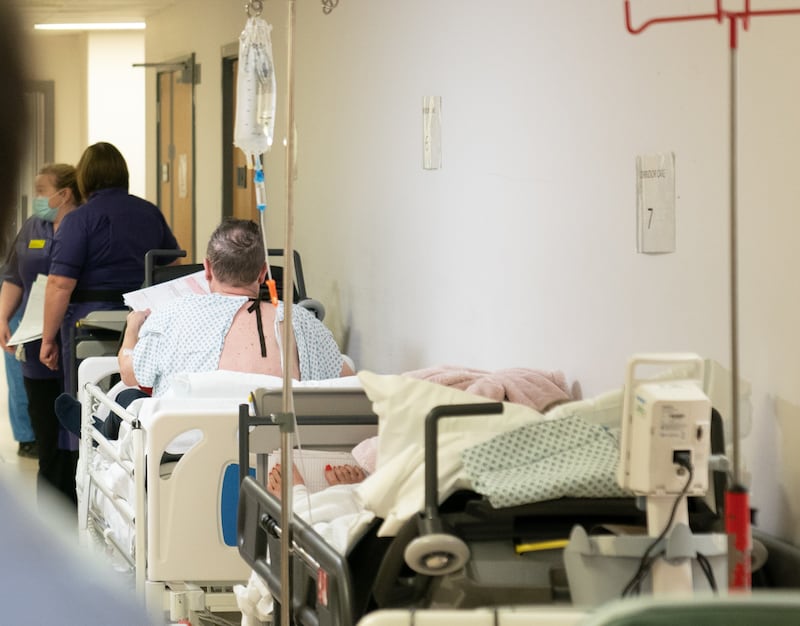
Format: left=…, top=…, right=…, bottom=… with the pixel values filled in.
left=321, top=0, right=340, bottom=14
left=625, top=0, right=800, bottom=36
left=245, top=0, right=263, bottom=17
left=623, top=0, right=800, bottom=591
left=245, top=0, right=339, bottom=15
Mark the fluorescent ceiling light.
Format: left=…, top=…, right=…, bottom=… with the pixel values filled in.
left=34, top=22, right=146, bottom=31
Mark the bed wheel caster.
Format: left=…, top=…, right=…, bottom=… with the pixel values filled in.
left=403, top=516, right=470, bottom=576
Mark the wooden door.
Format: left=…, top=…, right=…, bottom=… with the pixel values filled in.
left=231, top=59, right=258, bottom=221
left=157, top=58, right=195, bottom=260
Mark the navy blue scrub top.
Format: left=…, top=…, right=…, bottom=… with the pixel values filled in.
left=49, top=187, right=179, bottom=395
left=2, top=216, right=59, bottom=379
left=50, top=187, right=179, bottom=291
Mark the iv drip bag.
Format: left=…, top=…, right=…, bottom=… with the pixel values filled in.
left=235, top=16, right=276, bottom=162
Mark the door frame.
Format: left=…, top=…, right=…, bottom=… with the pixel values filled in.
left=221, top=42, right=238, bottom=220
left=155, top=53, right=198, bottom=260
left=5, top=81, right=55, bottom=258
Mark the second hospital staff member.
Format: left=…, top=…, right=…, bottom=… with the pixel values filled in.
left=39, top=142, right=180, bottom=394
left=0, top=164, right=82, bottom=504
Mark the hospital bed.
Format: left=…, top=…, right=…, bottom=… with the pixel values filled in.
left=75, top=356, right=375, bottom=625
left=236, top=371, right=734, bottom=626
left=76, top=357, right=254, bottom=623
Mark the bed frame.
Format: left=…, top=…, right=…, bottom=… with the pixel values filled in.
left=77, top=357, right=253, bottom=623
left=76, top=356, right=378, bottom=625
left=237, top=401, right=731, bottom=626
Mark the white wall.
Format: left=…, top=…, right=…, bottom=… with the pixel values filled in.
left=251, top=0, right=737, bottom=385
left=86, top=32, right=146, bottom=197
left=735, top=16, right=800, bottom=541
left=28, top=31, right=146, bottom=197
left=28, top=33, right=87, bottom=164
left=145, top=0, right=248, bottom=251
left=145, top=0, right=799, bottom=543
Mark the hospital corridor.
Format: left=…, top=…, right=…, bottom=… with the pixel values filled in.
left=2, top=0, right=800, bottom=624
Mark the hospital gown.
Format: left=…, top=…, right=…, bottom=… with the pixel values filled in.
left=132, top=294, right=345, bottom=396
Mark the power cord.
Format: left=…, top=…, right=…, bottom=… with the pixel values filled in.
left=621, top=454, right=694, bottom=597
left=696, top=551, right=718, bottom=592
left=194, top=609, right=240, bottom=626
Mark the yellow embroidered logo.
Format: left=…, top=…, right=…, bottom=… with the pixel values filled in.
left=28, top=239, right=45, bottom=249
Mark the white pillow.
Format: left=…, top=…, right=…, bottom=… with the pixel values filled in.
left=355, top=371, right=547, bottom=535
left=545, top=387, right=624, bottom=430
left=357, top=370, right=544, bottom=469
left=166, top=370, right=362, bottom=398
left=166, top=371, right=283, bottom=398
left=545, top=361, right=707, bottom=431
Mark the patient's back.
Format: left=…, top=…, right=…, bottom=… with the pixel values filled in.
left=217, top=300, right=300, bottom=379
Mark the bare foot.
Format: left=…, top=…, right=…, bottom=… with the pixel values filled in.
left=324, top=464, right=366, bottom=486
left=267, top=463, right=305, bottom=498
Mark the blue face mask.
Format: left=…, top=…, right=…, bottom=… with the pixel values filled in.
left=32, top=195, right=58, bottom=222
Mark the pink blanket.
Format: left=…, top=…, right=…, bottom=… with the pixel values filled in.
left=402, top=365, right=571, bottom=412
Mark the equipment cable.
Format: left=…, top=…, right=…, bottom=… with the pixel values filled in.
left=621, top=457, right=694, bottom=597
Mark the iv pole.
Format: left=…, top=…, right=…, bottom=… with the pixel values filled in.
left=234, top=2, right=337, bottom=624
left=278, top=1, right=336, bottom=623
left=279, top=0, right=297, bottom=623
left=624, top=0, right=800, bottom=591
left=270, top=1, right=337, bottom=623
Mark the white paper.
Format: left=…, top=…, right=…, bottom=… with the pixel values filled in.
left=636, top=152, right=676, bottom=254
left=6, top=271, right=211, bottom=345
left=7, top=274, right=48, bottom=346
left=267, top=449, right=358, bottom=494
left=123, top=270, right=210, bottom=312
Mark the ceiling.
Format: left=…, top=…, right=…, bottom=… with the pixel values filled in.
left=11, top=0, right=183, bottom=29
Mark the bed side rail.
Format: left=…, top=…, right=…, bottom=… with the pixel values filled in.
left=80, top=380, right=146, bottom=597
left=239, top=476, right=356, bottom=626
left=83, top=382, right=141, bottom=428
left=237, top=387, right=377, bottom=626
left=237, top=387, right=378, bottom=486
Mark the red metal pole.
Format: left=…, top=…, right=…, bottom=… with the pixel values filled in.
left=725, top=13, right=752, bottom=592
left=621, top=0, right=800, bottom=593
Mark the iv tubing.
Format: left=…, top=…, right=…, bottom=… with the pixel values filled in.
left=254, top=157, right=278, bottom=305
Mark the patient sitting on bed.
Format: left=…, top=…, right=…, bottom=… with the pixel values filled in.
left=119, top=217, right=353, bottom=395
left=58, top=218, right=353, bottom=436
